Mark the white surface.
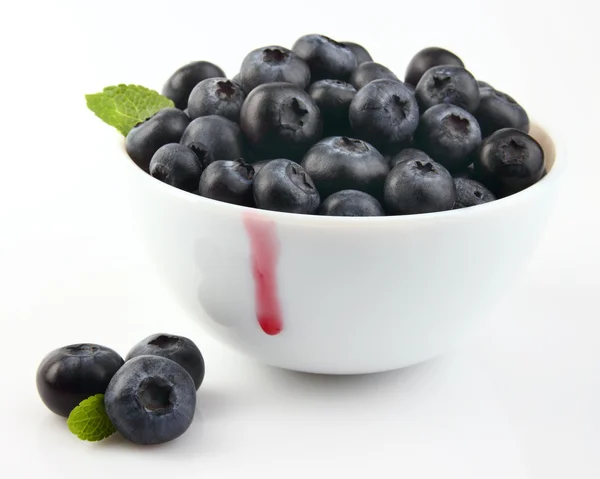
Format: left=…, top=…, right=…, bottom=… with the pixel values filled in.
left=0, top=0, right=598, bottom=477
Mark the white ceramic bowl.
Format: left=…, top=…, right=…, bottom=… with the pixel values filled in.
left=120, top=123, right=561, bottom=374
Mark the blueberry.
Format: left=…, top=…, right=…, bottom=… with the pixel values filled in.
left=405, top=47, right=464, bottom=87
left=475, top=88, right=529, bottom=137
left=254, top=159, right=320, bottom=214
left=308, top=79, right=356, bottom=136
left=318, top=190, right=384, bottom=216
left=301, top=136, right=389, bottom=199
left=342, top=41, right=373, bottom=65
left=199, top=159, right=254, bottom=206
left=162, top=61, right=226, bottom=110
left=415, top=65, right=480, bottom=113
left=104, top=355, right=196, bottom=445
left=126, top=108, right=190, bottom=172
left=453, top=177, right=496, bottom=208
left=349, top=79, right=419, bottom=151
left=149, top=144, right=203, bottom=192
left=292, top=34, right=357, bottom=81
left=475, top=128, right=545, bottom=197
left=414, top=104, right=482, bottom=171
left=389, top=148, right=432, bottom=169
left=250, top=159, right=271, bottom=175
left=240, top=83, right=322, bottom=160
left=239, top=46, right=311, bottom=93
left=349, top=61, right=399, bottom=90
left=477, top=80, right=493, bottom=90
left=126, top=334, right=205, bottom=390
left=187, top=78, right=245, bottom=123
left=36, top=344, right=124, bottom=417
left=180, top=115, right=245, bottom=168
left=453, top=163, right=477, bottom=180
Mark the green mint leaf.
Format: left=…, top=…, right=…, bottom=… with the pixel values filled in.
left=67, top=394, right=116, bottom=442
left=85, top=84, right=174, bottom=136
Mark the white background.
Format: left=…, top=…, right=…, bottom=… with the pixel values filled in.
left=0, top=0, right=599, bottom=477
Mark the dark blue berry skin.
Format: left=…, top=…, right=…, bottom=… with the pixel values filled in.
left=162, top=61, right=226, bottom=110
left=389, top=148, right=432, bottom=169
left=405, top=47, right=464, bottom=87
left=475, top=88, right=529, bottom=137
left=415, top=65, right=480, bottom=113
left=180, top=115, right=245, bottom=168
left=187, top=78, right=246, bottom=123
left=240, top=83, right=322, bottom=161
left=104, top=355, right=196, bottom=445
left=199, top=159, right=255, bottom=207
left=453, top=177, right=496, bottom=208
left=342, top=41, right=373, bottom=65
left=475, top=128, right=545, bottom=197
left=126, top=334, right=205, bottom=390
left=318, top=190, right=384, bottom=216
left=308, top=79, right=356, bottom=137
left=240, top=46, right=311, bottom=93
left=384, top=157, right=455, bottom=215
left=349, top=61, right=399, bottom=90
left=36, top=344, right=124, bottom=417
left=301, top=136, right=390, bottom=200
left=250, top=159, right=271, bottom=175
left=149, top=144, right=203, bottom=192
left=126, top=108, right=190, bottom=172
left=414, top=104, right=482, bottom=172
left=292, top=34, right=357, bottom=81
left=254, top=159, right=320, bottom=214
left=349, top=79, right=419, bottom=151
left=477, top=80, right=493, bottom=90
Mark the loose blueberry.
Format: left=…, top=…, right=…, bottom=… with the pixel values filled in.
left=318, top=190, right=384, bottom=216
left=254, top=159, right=320, bottom=214
left=415, top=65, right=480, bottom=113
left=250, top=159, right=272, bottom=175
left=126, top=333, right=205, bottom=390
left=453, top=177, right=496, bottom=208
left=301, top=136, right=389, bottom=199
left=149, top=144, right=203, bottom=192
left=475, top=88, right=529, bottom=137
left=475, top=128, right=545, bottom=197
left=384, top=157, right=456, bottom=215
left=199, top=159, right=254, bottom=206
left=180, top=115, right=245, bottom=168
left=405, top=47, right=464, bottom=87
left=104, top=355, right=196, bottom=445
left=342, top=41, right=373, bottom=65
left=389, top=148, right=432, bottom=169
left=36, top=344, right=124, bottom=417
left=126, top=108, right=190, bottom=172
left=239, top=46, right=311, bottom=93
left=414, top=104, right=482, bottom=171
left=308, top=79, right=356, bottom=136
left=349, top=79, right=419, bottom=151
left=162, top=61, right=226, bottom=110
left=292, top=34, right=357, bottom=81
left=349, top=61, right=399, bottom=90
left=187, top=78, right=245, bottom=123
left=240, top=83, right=322, bottom=160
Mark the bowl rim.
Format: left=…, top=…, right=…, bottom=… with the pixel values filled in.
left=119, top=120, right=565, bottom=227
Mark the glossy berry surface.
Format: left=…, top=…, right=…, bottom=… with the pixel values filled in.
left=389, top=148, right=432, bottom=169
left=342, top=41, right=373, bottom=65
left=453, top=177, right=496, bottom=208
left=240, top=83, right=322, bottom=160
left=475, top=87, right=529, bottom=137
left=36, top=344, right=124, bottom=417
left=149, top=144, right=203, bottom=192
left=301, top=136, right=390, bottom=199
left=126, top=333, right=205, bottom=390
left=199, top=159, right=255, bottom=206
left=187, top=78, right=245, bottom=123
left=162, top=61, right=225, bottom=110
left=349, top=61, right=399, bottom=90
left=384, top=157, right=456, bottom=214
left=254, top=159, right=320, bottom=213
left=415, top=65, right=480, bottom=113
left=308, top=79, right=356, bottom=136
left=318, top=189, right=384, bottom=216
left=414, top=104, right=482, bottom=172
left=239, top=46, right=311, bottom=93
left=405, top=47, right=464, bottom=87
left=104, top=355, right=196, bottom=445
left=126, top=108, right=190, bottom=172
left=349, top=79, right=419, bottom=151
left=292, top=34, right=357, bottom=81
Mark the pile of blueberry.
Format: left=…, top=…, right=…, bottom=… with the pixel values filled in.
left=126, top=34, right=546, bottom=216
left=36, top=334, right=204, bottom=445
